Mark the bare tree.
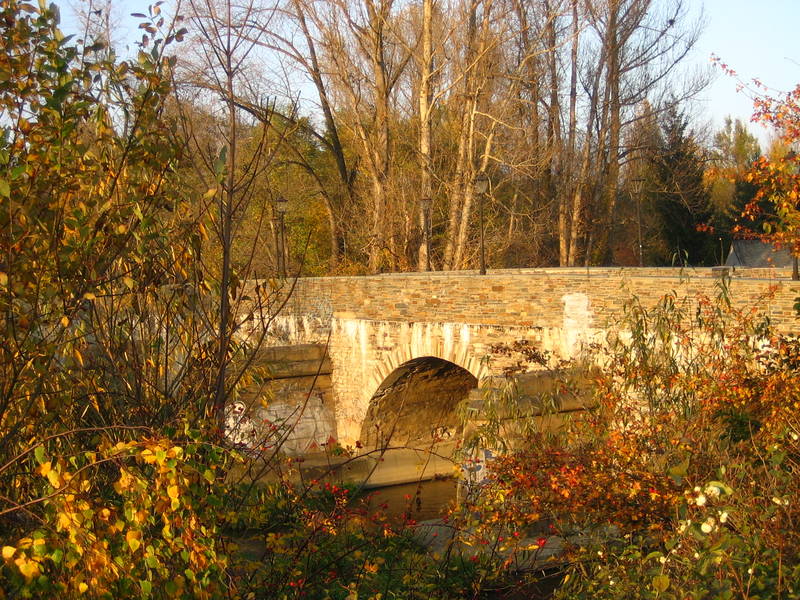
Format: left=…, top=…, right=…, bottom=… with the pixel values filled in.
left=416, top=0, right=434, bottom=269
left=177, top=0, right=292, bottom=417
left=584, top=0, right=704, bottom=265
left=171, top=0, right=706, bottom=274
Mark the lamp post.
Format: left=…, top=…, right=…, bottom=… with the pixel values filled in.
left=633, top=177, right=644, bottom=267
left=275, top=196, right=288, bottom=278
left=473, top=173, right=489, bottom=275
left=421, top=196, right=432, bottom=272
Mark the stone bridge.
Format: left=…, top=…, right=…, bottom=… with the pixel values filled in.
left=236, top=267, right=799, bottom=459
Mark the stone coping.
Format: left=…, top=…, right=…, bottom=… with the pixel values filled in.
left=279, top=266, right=796, bottom=282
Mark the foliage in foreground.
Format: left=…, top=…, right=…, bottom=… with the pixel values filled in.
left=0, top=4, right=512, bottom=598
left=464, top=282, right=800, bottom=599
left=4, top=3, right=800, bottom=599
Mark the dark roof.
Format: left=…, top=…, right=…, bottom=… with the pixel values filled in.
left=725, top=240, right=794, bottom=267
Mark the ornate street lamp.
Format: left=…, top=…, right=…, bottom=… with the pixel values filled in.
left=473, top=173, right=489, bottom=275
left=275, top=196, right=288, bottom=278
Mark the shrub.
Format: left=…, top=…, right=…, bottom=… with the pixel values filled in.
left=467, top=279, right=800, bottom=598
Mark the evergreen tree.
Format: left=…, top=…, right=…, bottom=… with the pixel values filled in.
left=650, top=106, right=717, bottom=266
left=709, top=117, right=762, bottom=245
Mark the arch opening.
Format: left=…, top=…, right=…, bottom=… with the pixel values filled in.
left=359, top=356, right=478, bottom=450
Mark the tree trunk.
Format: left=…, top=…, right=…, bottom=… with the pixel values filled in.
left=363, top=2, right=389, bottom=271
left=591, top=0, right=621, bottom=266
left=561, top=0, right=579, bottom=265
left=292, top=0, right=354, bottom=265
left=417, top=0, right=434, bottom=270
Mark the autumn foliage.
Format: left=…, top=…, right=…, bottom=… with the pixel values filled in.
left=3, top=2, right=800, bottom=598
left=713, top=61, right=800, bottom=254
left=462, top=282, right=800, bottom=598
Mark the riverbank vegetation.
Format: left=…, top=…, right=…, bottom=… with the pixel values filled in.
left=462, top=282, right=800, bottom=599
left=2, top=1, right=800, bottom=598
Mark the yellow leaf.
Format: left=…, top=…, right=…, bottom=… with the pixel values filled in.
left=2, top=546, right=15, bottom=560
left=126, top=530, right=141, bottom=553
left=38, top=461, right=51, bottom=477
left=114, top=469, right=132, bottom=493
left=117, top=224, right=128, bottom=234
left=166, top=446, right=183, bottom=459
left=14, top=557, right=40, bottom=581
left=47, top=469, right=61, bottom=488
left=78, top=582, right=89, bottom=594
left=83, top=292, right=96, bottom=301
left=0, top=272, right=7, bottom=287
left=58, top=512, right=73, bottom=529
left=61, top=316, right=69, bottom=327
left=73, top=348, right=84, bottom=366
left=203, top=187, right=217, bottom=199
left=167, top=485, right=179, bottom=499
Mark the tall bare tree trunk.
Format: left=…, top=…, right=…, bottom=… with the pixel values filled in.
left=568, top=29, right=605, bottom=266
left=542, top=1, right=565, bottom=266
left=451, top=97, right=479, bottom=270
left=444, top=0, right=497, bottom=270
left=417, top=0, right=434, bottom=270
left=442, top=0, right=478, bottom=270
left=591, top=0, right=621, bottom=265
left=561, top=0, right=579, bottom=264
left=366, top=0, right=392, bottom=271
left=291, top=0, right=353, bottom=263
left=212, top=1, right=237, bottom=418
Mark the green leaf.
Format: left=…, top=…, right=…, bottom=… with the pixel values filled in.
left=706, top=481, right=733, bottom=496
left=34, top=446, right=45, bottom=465
left=0, top=179, right=10, bottom=198
left=140, top=580, right=152, bottom=595
left=645, top=551, right=664, bottom=562
left=652, top=574, right=670, bottom=593
left=667, top=458, right=689, bottom=484
left=770, top=449, right=787, bottom=466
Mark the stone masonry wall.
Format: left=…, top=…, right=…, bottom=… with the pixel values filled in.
left=279, top=267, right=800, bottom=331
left=248, top=267, right=800, bottom=445
left=224, top=345, right=336, bottom=455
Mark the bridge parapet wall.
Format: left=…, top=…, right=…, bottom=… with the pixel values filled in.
left=248, top=268, right=799, bottom=445
left=276, top=267, right=800, bottom=333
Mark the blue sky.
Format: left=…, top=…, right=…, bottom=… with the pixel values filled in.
left=56, top=0, right=799, bottom=146
left=691, top=0, right=800, bottom=146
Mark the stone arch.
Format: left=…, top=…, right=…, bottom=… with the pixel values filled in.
left=359, top=356, right=478, bottom=449
left=365, top=322, right=488, bottom=396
